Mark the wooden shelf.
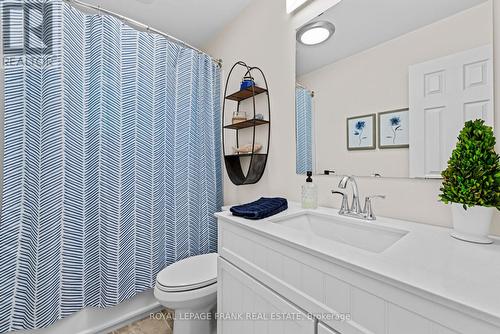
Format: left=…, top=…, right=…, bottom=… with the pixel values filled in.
left=224, top=119, right=269, bottom=130
left=222, top=62, right=270, bottom=185
left=225, top=86, right=267, bottom=102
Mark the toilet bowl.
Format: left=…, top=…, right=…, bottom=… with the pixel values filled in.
left=154, top=253, right=218, bottom=334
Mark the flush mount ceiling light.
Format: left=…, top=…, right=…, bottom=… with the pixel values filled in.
left=297, top=21, right=335, bottom=46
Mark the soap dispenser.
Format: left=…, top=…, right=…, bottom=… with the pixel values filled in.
left=302, top=171, right=318, bottom=209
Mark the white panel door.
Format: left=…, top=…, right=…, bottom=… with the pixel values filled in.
left=409, top=44, right=494, bottom=178
left=217, top=258, right=315, bottom=334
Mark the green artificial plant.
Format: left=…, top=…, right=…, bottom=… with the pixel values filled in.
left=440, top=119, right=500, bottom=210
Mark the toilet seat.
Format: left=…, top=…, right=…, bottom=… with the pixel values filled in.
left=156, top=253, right=217, bottom=292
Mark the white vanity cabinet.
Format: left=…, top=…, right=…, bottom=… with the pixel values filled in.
left=216, top=217, right=500, bottom=334
left=318, top=323, right=339, bottom=334
left=217, top=257, right=315, bottom=334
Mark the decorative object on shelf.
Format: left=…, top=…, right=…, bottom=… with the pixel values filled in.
left=233, top=143, right=263, bottom=154
left=440, top=119, right=499, bottom=244
left=346, top=114, right=376, bottom=150
left=232, top=111, right=247, bottom=124
left=378, top=108, right=409, bottom=149
left=240, top=76, right=255, bottom=90
left=223, top=61, right=270, bottom=185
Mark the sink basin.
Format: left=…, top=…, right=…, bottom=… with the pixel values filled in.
left=269, top=211, right=408, bottom=253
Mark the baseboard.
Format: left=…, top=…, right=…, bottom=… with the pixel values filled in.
left=83, top=301, right=162, bottom=334
left=15, top=290, right=161, bottom=334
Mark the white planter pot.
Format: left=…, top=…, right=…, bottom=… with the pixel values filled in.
left=450, top=203, right=494, bottom=244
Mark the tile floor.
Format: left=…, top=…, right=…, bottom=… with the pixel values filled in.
left=109, top=309, right=174, bottom=334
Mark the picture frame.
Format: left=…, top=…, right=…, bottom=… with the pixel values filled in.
left=378, top=108, right=409, bottom=149
left=346, top=114, right=376, bottom=151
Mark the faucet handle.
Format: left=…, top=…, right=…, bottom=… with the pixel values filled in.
left=363, top=195, right=386, bottom=220
left=332, top=190, right=349, bottom=215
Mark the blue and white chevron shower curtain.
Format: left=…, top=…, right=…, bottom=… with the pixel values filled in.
left=295, top=86, right=313, bottom=174
left=0, top=1, right=222, bottom=332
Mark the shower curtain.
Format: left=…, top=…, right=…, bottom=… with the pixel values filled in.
left=295, top=86, right=313, bottom=174
left=0, top=1, right=222, bottom=332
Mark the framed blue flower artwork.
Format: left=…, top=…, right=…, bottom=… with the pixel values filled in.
left=378, top=108, right=409, bottom=149
left=347, top=114, right=376, bottom=150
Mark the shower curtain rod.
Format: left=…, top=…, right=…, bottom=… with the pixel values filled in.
left=63, top=0, right=223, bottom=67
left=295, top=83, right=315, bottom=97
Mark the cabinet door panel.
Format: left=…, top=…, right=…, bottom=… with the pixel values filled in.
left=387, top=303, right=431, bottom=334
left=318, top=322, right=340, bottom=334
left=218, top=258, right=315, bottom=334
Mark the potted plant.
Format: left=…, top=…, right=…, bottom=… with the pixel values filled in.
left=440, top=119, right=500, bottom=244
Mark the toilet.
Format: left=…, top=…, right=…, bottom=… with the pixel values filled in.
left=154, top=253, right=218, bottom=334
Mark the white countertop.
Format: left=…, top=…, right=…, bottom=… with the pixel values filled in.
left=215, top=203, right=500, bottom=324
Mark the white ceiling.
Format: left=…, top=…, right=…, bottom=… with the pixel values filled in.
left=80, top=0, right=251, bottom=48
left=296, top=0, right=489, bottom=76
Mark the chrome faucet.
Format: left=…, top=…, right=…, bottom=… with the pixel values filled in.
left=363, top=195, right=386, bottom=220
left=338, top=175, right=361, bottom=214
left=332, top=176, right=385, bottom=221
left=331, top=191, right=348, bottom=215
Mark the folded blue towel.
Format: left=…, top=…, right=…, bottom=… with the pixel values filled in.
left=230, top=197, right=288, bottom=220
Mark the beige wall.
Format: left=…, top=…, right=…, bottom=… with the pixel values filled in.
left=298, top=2, right=492, bottom=178
left=206, top=0, right=500, bottom=235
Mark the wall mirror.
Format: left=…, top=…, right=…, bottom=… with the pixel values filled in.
left=295, top=0, right=494, bottom=178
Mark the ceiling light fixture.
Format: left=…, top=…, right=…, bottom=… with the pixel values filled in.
left=296, top=21, right=335, bottom=46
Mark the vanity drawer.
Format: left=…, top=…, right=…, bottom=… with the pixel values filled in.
left=217, top=257, right=315, bottom=334
left=318, top=323, right=339, bottom=334
left=218, top=220, right=498, bottom=334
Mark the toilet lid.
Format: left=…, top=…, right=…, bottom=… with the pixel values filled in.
left=156, top=253, right=218, bottom=292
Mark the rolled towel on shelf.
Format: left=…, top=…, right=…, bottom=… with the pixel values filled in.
left=232, top=143, right=263, bottom=154
left=230, top=197, right=288, bottom=220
